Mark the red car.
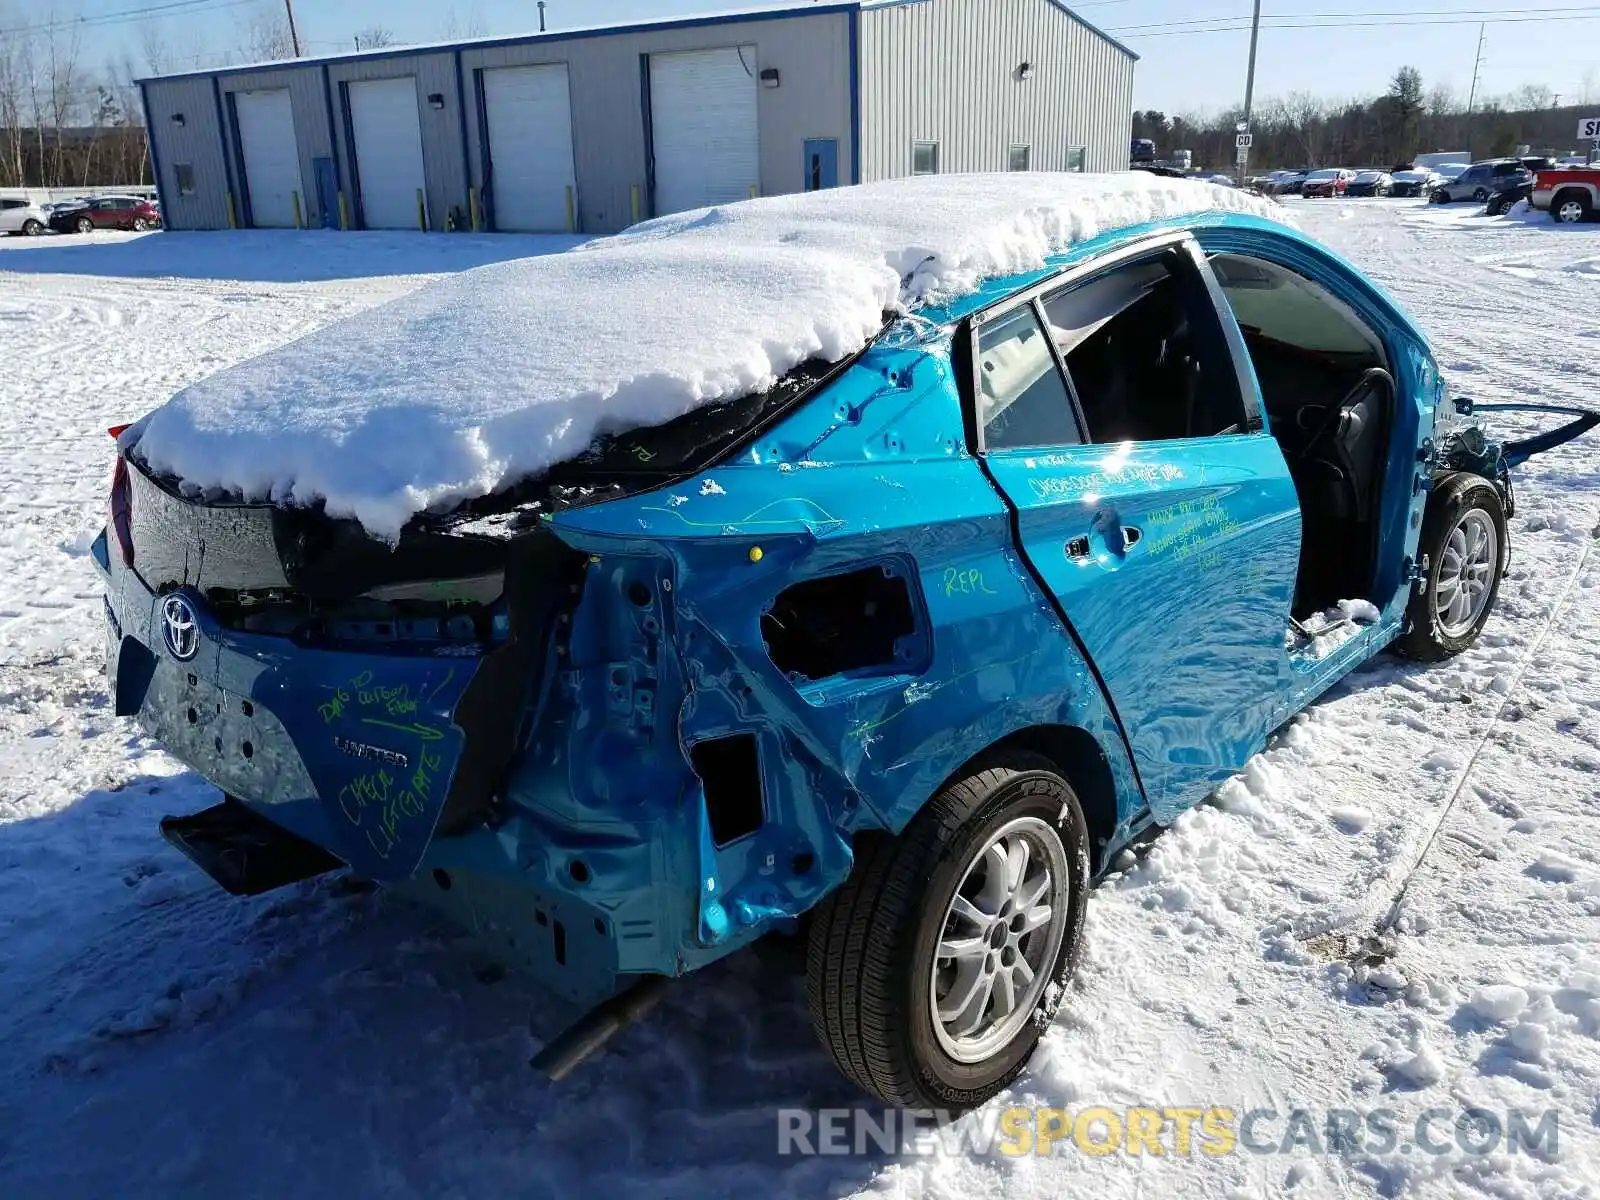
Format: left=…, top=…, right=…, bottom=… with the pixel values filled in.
left=1300, top=168, right=1356, bottom=198
left=47, top=195, right=162, bottom=234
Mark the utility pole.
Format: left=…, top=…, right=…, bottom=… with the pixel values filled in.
left=1237, top=0, right=1262, bottom=185
left=284, top=0, right=303, bottom=57
left=1465, top=22, right=1486, bottom=114
left=538, top=2, right=547, bottom=33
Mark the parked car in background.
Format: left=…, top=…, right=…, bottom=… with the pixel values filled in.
left=0, top=197, right=49, bottom=236
left=1301, top=168, right=1356, bottom=197
left=1484, top=177, right=1534, bottom=216
left=1431, top=160, right=1531, bottom=204
left=1390, top=169, right=1443, bottom=198
left=47, top=195, right=162, bottom=234
left=1346, top=171, right=1394, bottom=197
left=1518, top=156, right=1559, bottom=175
left=1269, top=170, right=1309, bottom=195
left=1531, top=165, right=1600, bottom=223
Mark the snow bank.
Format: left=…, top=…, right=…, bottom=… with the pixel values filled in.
left=130, top=173, right=1288, bottom=539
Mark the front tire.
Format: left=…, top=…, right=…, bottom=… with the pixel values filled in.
left=132, top=217, right=150, bottom=232
left=1430, top=190, right=1449, bottom=205
left=806, top=752, right=1090, bottom=1110
left=21, top=218, right=42, bottom=235
left=1395, top=473, right=1507, bottom=662
left=74, top=215, right=93, bottom=234
left=1472, top=187, right=1490, bottom=203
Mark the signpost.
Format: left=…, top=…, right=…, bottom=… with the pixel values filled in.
left=1581, top=118, right=1600, bottom=164
left=1235, top=132, right=1253, bottom=170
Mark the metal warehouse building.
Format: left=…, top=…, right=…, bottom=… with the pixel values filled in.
left=139, top=0, right=1136, bottom=236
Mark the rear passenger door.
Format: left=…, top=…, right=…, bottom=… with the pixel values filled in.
left=969, top=236, right=1301, bottom=822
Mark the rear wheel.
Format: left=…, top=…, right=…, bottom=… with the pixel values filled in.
left=74, top=215, right=93, bottom=234
left=806, top=752, right=1090, bottom=1110
left=1430, top=190, right=1449, bottom=204
left=1395, top=473, right=1507, bottom=662
left=1472, top=187, right=1490, bottom=203
left=1554, top=192, right=1591, bottom=224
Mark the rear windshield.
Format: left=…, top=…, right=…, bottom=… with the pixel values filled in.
left=560, top=355, right=854, bottom=479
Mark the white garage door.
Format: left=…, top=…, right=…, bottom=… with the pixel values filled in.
left=649, top=46, right=760, bottom=216
left=347, top=77, right=427, bottom=230
left=482, top=64, right=577, bottom=232
left=234, top=88, right=300, bottom=228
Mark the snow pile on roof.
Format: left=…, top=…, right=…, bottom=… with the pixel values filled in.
left=132, top=173, right=1289, bottom=538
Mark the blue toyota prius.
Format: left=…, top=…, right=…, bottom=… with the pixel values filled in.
left=95, top=184, right=1595, bottom=1109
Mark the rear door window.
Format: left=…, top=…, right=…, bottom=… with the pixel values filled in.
left=1040, top=253, right=1249, bottom=443
left=975, top=305, right=1081, bottom=450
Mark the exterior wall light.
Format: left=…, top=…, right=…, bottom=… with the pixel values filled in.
left=427, top=93, right=446, bottom=109
left=171, top=112, right=186, bottom=126
left=1018, top=62, right=1034, bottom=81
left=759, top=68, right=780, bottom=89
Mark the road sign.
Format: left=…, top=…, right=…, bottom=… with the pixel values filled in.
left=1236, top=133, right=1253, bottom=149
left=1236, top=146, right=1250, bottom=164
left=1580, top=117, right=1600, bottom=140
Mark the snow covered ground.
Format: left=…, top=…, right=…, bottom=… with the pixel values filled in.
left=1, top=201, right=1598, bottom=1198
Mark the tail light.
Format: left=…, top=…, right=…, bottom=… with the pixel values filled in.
left=108, top=424, right=133, bottom=566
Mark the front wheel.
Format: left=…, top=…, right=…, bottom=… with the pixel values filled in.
left=132, top=217, right=150, bottom=231
left=806, top=752, right=1090, bottom=1110
left=1395, top=473, right=1507, bottom=662
left=74, top=215, right=93, bottom=234
left=21, top=218, right=42, bottom=235
left=1473, top=187, right=1490, bottom=203
left=1430, top=190, right=1450, bottom=204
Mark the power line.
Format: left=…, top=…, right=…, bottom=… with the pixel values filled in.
left=1108, top=3, right=1600, bottom=32
left=0, top=0, right=258, bottom=39
left=1109, top=11, right=1600, bottom=38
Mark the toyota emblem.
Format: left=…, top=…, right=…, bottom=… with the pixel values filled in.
left=160, top=594, right=200, bottom=661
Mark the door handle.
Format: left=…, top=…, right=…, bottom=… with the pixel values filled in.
left=1121, top=525, right=1143, bottom=550
left=1066, top=535, right=1091, bottom=560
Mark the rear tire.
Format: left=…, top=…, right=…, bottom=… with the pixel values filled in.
left=1472, top=187, right=1490, bottom=203
left=805, top=752, right=1090, bottom=1110
left=1553, top=192, right=1591, bottom=224
left=1394, top=473, right=1507, bottom=663
left=1430, top=190, right=1449, bottom=205
left=21, top=218, right=42, bottom=236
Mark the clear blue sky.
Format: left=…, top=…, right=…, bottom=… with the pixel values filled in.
left=27, top=0, right=1600, bottom=116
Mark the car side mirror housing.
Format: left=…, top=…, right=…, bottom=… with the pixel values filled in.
left=1452, top=396, right=1474, bottom=416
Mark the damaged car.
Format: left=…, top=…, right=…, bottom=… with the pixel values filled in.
left=95, top=176, right=1597, bottom=1111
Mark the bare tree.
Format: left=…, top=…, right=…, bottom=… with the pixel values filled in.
left=0, top=13, right=32, bottom=187
left=237, top=3, right=298, bottom=62
left=352, top=26, right=399, bottom=51
left=440, top=5, right=489, bottom=40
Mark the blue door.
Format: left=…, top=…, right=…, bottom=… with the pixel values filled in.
left=972, top=238, right=1300, bottom=822
left=803, top=139, right=838, bottom=191
left=313, top=157, right=338, bottom=229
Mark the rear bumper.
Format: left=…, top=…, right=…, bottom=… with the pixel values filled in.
left=98, top=528, right=477, bottom=880
left=95, top=527, right=712, bottom=1008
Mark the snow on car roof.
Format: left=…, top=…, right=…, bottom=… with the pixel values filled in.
left=131, top=172, right=1288, bottom=539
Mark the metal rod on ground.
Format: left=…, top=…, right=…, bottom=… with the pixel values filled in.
left=284, top=0, right=302, bottom=57
left=1238, top=0, right=1262, bottom=187
left=530, top=975, right=669, bottom=1081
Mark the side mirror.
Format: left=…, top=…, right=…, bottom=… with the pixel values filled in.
left=1452, top=396, right=1474, bottom=417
